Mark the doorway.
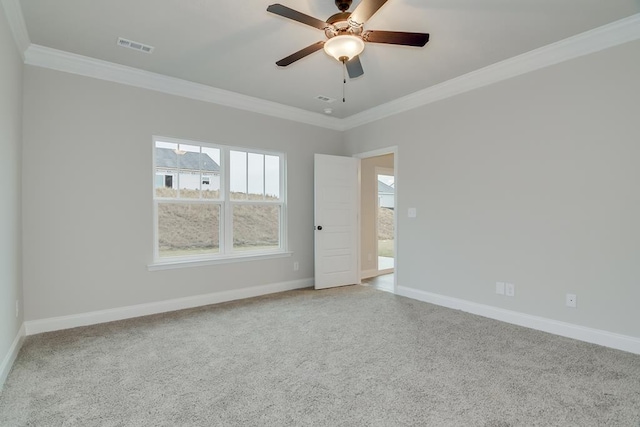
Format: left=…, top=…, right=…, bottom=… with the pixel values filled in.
left=353, top=147, right=397, bottom=293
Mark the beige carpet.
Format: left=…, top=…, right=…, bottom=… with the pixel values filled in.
left=1, top=285, right=639, bottom=426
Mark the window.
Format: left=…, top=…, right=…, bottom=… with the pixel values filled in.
left=153, top=137, right=286, bottom=263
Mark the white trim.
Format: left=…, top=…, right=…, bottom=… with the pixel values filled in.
left=396, top=285, right=640, bottom=355
left=361, top=269, right=394, bottom=280
left=16, top=14, right=640, bottom=131
left=361, top=269, right=379, bottom=280
left=0, top=323, right=25, bottom=390
left=351, top=146, right=398, bottom=160
left=356, top=158, right=362, bottom=285
left=23, top=44, right=344, bottom=131
left=341, top=13, right=640, bottom=130
left=25, top=278, right=313, bottom=335
left=148, top=251, right=292, bottom=271
left=0, top=0, right=30, bottom=59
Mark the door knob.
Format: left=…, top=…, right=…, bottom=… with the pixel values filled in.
left=316, top=226, right=323, bottom=230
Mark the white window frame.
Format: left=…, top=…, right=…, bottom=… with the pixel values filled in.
left=149, top=136, right=289, bottom=270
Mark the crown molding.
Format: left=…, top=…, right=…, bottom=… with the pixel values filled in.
left=23, top=44, right=345, bottom=131
left=341, top=13, right=640, bottom=130
left=1, top=0, right=30, bottom=59
left=13, top=8, right=640, bottom=131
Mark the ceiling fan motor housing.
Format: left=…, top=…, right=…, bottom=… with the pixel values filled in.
left=335, top=0, right=352, bottom=12
left=325, top=12, right=363, bottom=38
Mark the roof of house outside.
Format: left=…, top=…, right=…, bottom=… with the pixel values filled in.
left=155, top=147, right=220, bottom=172
left=378, top=180, right=395, bottom=194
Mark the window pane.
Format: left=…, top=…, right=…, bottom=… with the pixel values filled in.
left=230, top=150, right=247, bottom=200
left=178, top=171, right=200, bottom=198
left=265, top=155, right=280, bottom=200
left=176, top=145, right=201, bottom=199
left=158, top=203, right=220, bottom=257
left=155, top=141, right=178, bottom=198
left=233, top=204, right=280, bottom=251
left=178, top=143, right=200, bottom=154
left=155, top=141, right=177, bottom=150
left=201, top=147, right=221, bottom=199
left=247, top=153, right=264, bottom=200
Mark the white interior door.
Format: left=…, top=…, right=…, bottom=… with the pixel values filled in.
left=314, top=154, right=359, bottom=290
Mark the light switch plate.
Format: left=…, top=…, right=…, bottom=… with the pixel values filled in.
left=496, top=282, right=505, bottom=295
left=408, top=208, right=417, bottom=218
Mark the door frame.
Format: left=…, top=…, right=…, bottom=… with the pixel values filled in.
left=352, top=146, right=399, bottom=293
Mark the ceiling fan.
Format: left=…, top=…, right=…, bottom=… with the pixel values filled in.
left=267, top=0, right=430, bottom=79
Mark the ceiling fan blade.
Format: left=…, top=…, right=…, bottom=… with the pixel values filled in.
left=363, top=30, right=430, bottom=47
left=346, top=56, right=364, bottom=78
left=267, top=4, right=328, bottom=30
left=276, top=41, right=325, bottom=67
left=349, top=0, right=389, bottom=25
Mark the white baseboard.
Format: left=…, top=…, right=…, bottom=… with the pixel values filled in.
left=361, top=269, right=379, bottom=280
left=0, top=323, right=25, bottom=390
left=25, top=278, right=313, bottom=336
left=361, top=269, right=395, bottom=280
left=396, top=285, right=640, bottom=355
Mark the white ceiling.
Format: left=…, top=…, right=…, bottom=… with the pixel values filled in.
left=17, top=0, right=640, bottom=119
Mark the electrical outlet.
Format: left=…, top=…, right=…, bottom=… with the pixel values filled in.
left=566, top=293, right=577, bottom=308
left=293, top=261, right=299, bottom=271
left=495, top=282, right=505, bottom=295
left=505, top=282, right=515, bottom=297
left=408, top=208, right=417, bottom=218
left=15, top=300, right=19, bottom=318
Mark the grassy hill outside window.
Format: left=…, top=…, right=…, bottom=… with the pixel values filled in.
left=153, top=136, right=286, bottom=263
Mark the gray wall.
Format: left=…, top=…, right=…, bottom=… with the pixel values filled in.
left=22, top=66, right=345, bottom=321
left=345, top=40, right=640, bottom=338
left=0, top=5, right=23, bottom=368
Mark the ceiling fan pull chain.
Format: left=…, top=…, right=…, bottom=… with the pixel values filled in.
left=342, top=59, right=347, bottom=103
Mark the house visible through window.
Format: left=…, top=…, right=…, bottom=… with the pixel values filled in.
left=153, top=137, right=286, bottom=261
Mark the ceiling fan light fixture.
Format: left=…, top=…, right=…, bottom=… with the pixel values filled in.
left=323, top=35, right=364, bottom=62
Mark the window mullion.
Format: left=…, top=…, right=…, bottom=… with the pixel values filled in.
left=176, top=146, right=180, bottom=198
left=245, top=151, right=249, bottom=200
left=223, top=148, right=233, bottom=253
left=198, top=146, right=202, bottom=199
left=280, top=154, right=286, bottom=250
left=153, top=200, right=159, bottom=260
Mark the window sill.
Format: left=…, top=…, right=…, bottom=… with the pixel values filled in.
left=148, top=251, right=292, bottom=271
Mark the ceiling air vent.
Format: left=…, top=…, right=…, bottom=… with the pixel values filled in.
left=315, top=95, right=336, bottom=103
left=117, top=37, right=154, bottom=54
